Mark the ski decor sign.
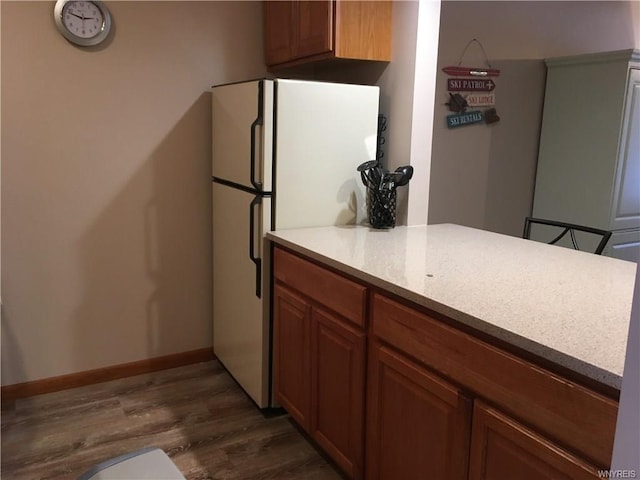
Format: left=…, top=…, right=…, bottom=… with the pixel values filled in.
left=446, top=110, right=484, bottom=129
left=447, top=78, right=496, bottom=92
left=465, top=93, right=495, bottom=107
left=443, top=38, right=501, bottom=128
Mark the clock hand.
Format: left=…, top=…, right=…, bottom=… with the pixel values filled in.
left=69, top=12, right=96, bottom=20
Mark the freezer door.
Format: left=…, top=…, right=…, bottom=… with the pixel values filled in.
left=212, top=80, right=274, bottom=192
left=274, top=79, right=379, bottom=229
left=212, top=182, right=272, bottom=408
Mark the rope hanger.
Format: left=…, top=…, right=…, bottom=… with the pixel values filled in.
left=443, top=38, right=500, bottom=77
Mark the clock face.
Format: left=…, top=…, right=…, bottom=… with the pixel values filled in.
left=54, top=0, right=111, bottom=47
left=61, top=1, right=104, bottom=39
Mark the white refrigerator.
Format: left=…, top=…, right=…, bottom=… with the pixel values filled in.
left=211, top=79, right=380, bottom=408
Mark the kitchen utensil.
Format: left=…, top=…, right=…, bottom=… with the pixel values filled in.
left=357, top=160, right=379, bottom=173
left=380, top=171, right=403, bottom=191
left=360, top=170, right=370, bottom=188
left=371, top=163, right=383, bottom=187
left=358, top=160, right=383, bottom=189
left=394, top=165, right=414, bottom=187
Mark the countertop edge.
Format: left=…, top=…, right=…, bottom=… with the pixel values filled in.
left=266, top=233, right=623, bottom=390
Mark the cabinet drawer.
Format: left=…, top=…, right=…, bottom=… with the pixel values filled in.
left=371, top=293, right=618, bottom=468
left=274, top=247, right=366, bottom=328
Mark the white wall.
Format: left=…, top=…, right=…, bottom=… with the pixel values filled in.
left=1, top=0, right=440, bottom=386
left=429, top=1, right=640, bottom=236
left=376, top=0, right=441, bottom=226
left=1, top=1, right=266, bottom=385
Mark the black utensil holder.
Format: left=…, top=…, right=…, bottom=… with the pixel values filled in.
left=367, top=187, right=396, bottom=229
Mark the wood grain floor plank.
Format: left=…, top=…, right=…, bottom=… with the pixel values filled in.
left=1, top=360, right=343, bottom=480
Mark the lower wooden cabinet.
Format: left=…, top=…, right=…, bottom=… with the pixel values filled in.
left=273, top=247, right=618, bottom=479
left=366, top=341, right=472, bottom=480
left=273, top=248, right=366, bottom=478
left=312, top=307, right=366, bottom=478
left=366, top=342, right=608, bottom=480
left=469, top=402, right=603, bottom=480
left=273, top=284, right=312, bottom=429
left=370, top=292, right=617, bottom=469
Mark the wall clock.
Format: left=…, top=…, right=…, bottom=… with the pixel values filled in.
left=54, top=0, right=112, bottom=47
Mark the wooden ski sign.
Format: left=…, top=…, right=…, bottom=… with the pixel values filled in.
left=448, top=78, right=496, bottom=92
left=465, top=93, right=495, bottom=107
left=442, top=66, right=500, bottom=77
left=446, top=110, right=484, bottom=128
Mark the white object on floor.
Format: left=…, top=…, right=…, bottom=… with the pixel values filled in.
left=77, top=447, right=185, bottom=480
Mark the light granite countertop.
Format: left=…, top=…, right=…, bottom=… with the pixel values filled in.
left=266, top=224, right=637, bottom=389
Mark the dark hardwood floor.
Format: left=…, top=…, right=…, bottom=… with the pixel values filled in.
left=1, top=360, right=343, bottom=480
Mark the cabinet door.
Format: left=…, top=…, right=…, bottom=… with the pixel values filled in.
left=264, top=1, right=295, bottom=66
left=273, top=284, right=312, bottom=429
left=604, top=229, right=640, bottom=262
left=295, top=0, right=333, bottom=59
left=612, top=68, right=640, bottom=230
left=469, top=401, right=602, bottom=480
left=312, top=307, right=366, bottom=479
left=366, top=342, right=472, bottom=480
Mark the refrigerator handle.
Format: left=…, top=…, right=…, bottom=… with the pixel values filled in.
left=249, top=195, right=262, bottom=298
left=250, top=81, right=264, bottom=191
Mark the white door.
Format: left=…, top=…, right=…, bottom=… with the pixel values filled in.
left=604, top=229, right=640, bottom=263
left=212, top=182, right=271, bottom=407
left=612, top=68, right=640, bottom=231
left=273, top=79, right=379, bottom=229
left=212, top=80, right=273, bottom=191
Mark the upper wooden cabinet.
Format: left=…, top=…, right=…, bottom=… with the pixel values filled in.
left=264, top=0, right=392, bottom=69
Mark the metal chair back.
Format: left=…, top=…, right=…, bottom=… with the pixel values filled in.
left=522, top=217, right=612, bottom=255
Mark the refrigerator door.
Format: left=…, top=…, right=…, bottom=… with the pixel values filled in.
left=273, top=79, right=379, bottom=229
left=212, top=80, right=274, bottom=192
left=212, top=182, right=272, bottom=407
